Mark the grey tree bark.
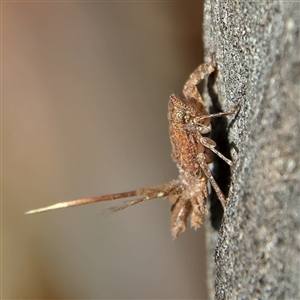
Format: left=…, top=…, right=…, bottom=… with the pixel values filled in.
left=203, top=1, right=300, bottom=299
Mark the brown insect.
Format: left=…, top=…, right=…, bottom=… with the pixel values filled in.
left=25, top=55, right=240, bottom=239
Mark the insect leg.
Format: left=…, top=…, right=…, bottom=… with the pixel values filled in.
left=198, top=154, right=227, bottom=208
left=200, top=136, right=233, bottom=166
left=194, top=103, right=241, bottom=123
left=183, top=63, right=215, bottom=101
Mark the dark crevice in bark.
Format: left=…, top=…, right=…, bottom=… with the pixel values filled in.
left=206, top=69, right=232, bottom=230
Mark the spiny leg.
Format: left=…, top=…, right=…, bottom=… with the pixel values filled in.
left=171, top=196, right=192, bottom=239
left=198, top=154, right=227, bottom=208
left=183, top=62, right=215, bottom=102
left=196, top=103, right=241, bottom=166
left=194, top=103, right=241, bottom=123
left=190, top=193, right=208, bottom=230
left=199, top=136, right=233, bottom=167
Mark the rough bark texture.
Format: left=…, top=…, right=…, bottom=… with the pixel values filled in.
left=203, top=1, right=300, bottom=299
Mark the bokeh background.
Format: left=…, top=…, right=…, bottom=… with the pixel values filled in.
left=2, top=2, right=208, bottom=299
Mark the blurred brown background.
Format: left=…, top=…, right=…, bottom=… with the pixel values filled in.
left=2, top=2, right=207, bottom=299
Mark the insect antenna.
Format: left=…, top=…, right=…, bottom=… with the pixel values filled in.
left=24, top=190, right=141, bottom=215
left=103, top=196, right=160, bottom=216
left=25, top=181, right=181, bottom=215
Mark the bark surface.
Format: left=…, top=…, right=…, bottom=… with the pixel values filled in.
left=203, top=1, right=300, bottom=299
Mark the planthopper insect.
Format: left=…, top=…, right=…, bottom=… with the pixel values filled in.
left=25, top=55, right=240, bottom=239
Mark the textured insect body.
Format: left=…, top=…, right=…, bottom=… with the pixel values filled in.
left=25, top=57, right=240, bottom=239
left=168, top=94, right=212, bottom=176
left=167, top=94, right=215, bottom=236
